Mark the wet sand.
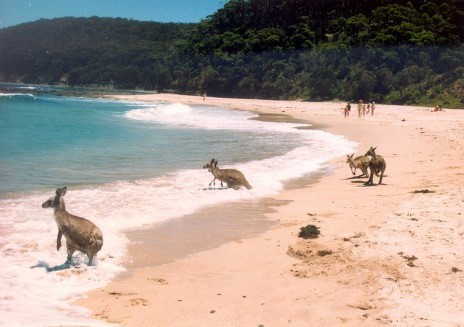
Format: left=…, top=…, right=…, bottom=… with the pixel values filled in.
left=124, top=168, right=326, bottom=270
left=124, top=199, right=278, bottom=269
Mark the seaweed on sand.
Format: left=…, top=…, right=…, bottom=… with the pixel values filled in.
left=298, top=225, right=320, bottom=239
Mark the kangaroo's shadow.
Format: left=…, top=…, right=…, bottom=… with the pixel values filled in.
left=30, top=260, right=72, bottom=272
left=344, top=175, right=368, bottom=181
left=362, top=182, right=388, bottom=187
left=201, top=186, right=229, bottom=191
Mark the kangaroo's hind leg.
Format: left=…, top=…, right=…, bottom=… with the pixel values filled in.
left=365, top=167, right=374, bottom=185
left=65, top=240, right=76, bottom=263
left=88, top=253, right=94, bottom=266
left=378, top=164, right=386, bottom=184
left=361, top=166, right=369, bottom=178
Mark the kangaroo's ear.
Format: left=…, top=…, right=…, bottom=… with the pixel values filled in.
left=373, top=147, right=377, bottom=151
left=61, top=187, right=67, bottom=196
left=56, top=188, right=61, bottom=195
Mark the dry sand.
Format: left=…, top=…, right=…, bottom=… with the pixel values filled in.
left=77, top=94, right=464, bottom=326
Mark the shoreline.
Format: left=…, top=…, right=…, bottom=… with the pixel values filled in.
left=78, top=94, right=464, bottom=326
left=123, top=168, right=326, bottom=271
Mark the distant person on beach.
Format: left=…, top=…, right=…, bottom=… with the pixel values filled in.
left=202, top=92, right=207, bottom=101
left=371, top=102, right=375, bottom=116
left=357, top=100, right=363, bottom=117
left=344, top=102, right=351, bottom=118
left=366, top=103, right=371, bottom=115
left=432, top=105, right=443, bottom=112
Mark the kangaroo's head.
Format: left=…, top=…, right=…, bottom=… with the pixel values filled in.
left=203, top=159, right=216, bottom=171
left=346, top=153, right=354, bottom=163
left=365, top=146, right=378, bottom=158
left=42, top=186, right=67, bottom=210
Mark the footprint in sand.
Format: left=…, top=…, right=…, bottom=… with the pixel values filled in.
left=147, top=277, right=168, bottom=285
left=130, top=298, right=149, bottom=306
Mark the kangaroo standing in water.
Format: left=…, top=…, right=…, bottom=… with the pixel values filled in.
left=203, top=159, right=252, bottom=190
left=364, top=147, right=386, bottom=185
left=42, top=187, right=103, bottom=265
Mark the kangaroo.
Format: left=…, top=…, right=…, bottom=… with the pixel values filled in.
left=203, top=159, right=252, bottom=190
left=346, top=153, right=371, bottom=177
left=42, top=187, right=103, bottom=265
left=364, top=147, right=386, bottom=185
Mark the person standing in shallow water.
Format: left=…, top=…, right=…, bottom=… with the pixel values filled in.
left=357, top=100, right=363, bottom=117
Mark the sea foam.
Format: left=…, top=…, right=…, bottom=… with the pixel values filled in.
left=124, top=102, right=303, bottom=132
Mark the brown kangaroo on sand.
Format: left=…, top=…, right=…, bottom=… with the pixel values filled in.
left=42, top=187, right=103, bottom=265
left=203, top=159, right=252, bottom=190
left=364, top=147, right=386, bottom=185
left=346, top=154, right=371, bottom=177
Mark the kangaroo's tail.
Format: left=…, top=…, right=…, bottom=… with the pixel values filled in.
left=243, top=179, right=252, bottom=190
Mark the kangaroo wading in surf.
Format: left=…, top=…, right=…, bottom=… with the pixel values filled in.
left=203, top=159, right=252, bottom=190
left=42, top=187, right=103, bottom=265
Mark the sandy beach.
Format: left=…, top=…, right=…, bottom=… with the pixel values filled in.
left=77, top=94, right=464, bottom=326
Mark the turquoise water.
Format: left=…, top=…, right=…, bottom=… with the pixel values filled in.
left=0, top=90, right=298, bottom=197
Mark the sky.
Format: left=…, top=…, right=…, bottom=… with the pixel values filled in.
left=0, top=0, right=227, bottom=28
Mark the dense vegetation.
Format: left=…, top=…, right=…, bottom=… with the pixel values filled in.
left=1, top=0, right=463, bottom=107
left=0, top=17, right=194, bottom=89
left=176, top=0, right=464, bottom=107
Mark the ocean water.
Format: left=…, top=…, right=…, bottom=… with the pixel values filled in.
left=0, top=87, right=356, bottom=326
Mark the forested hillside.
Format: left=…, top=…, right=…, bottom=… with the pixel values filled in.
left=0, top=17, right=193, bottom=89
left=176, top=0, right=464, bottom=107
left=1, top=0, right=463, bottom=107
